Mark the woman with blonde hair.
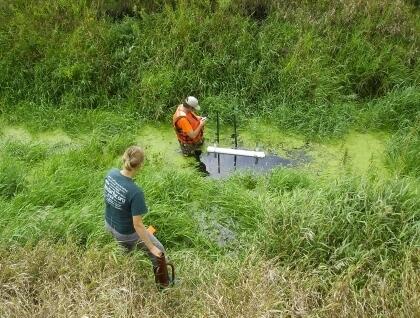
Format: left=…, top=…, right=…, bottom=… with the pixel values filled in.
left=104, top=146, right=165, bottom=269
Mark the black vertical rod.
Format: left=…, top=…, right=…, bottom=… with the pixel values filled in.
left=216, top=111, right=220, bottom=145
left=233, top=113, right=238, bottom=149
left=216, top=111, right=220, bottom=173
left=255, top=142, right=259, bottom=165
left=233, top=112, right=237, bottom=170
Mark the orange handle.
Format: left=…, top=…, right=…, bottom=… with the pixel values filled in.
left=147, top=225, right=156, bottom=235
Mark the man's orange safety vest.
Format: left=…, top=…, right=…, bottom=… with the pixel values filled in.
left=172, top=105, right=203, bottom=144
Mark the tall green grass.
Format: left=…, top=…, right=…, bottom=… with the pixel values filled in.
left=386, top=122, right=420, bottom=177
left=1, top=0, right=419, bottom=136
left=0, top=121, right=418, bottom=316
left=0, top=124, right=418, bottom=259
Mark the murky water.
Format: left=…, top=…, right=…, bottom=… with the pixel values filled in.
left=198, top=150, right=310, bottom=178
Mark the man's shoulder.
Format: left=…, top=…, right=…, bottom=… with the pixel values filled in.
left=175, top=105, right=187, bottom=117
left=177, top=110, right=187, bottom=118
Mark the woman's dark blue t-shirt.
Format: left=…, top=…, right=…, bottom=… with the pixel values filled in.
left=104, top=168, right=148, bottom=234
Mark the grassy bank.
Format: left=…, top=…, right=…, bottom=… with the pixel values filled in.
left=0, top=113, right=419, bottom=316
left=1, top=0, right=419, bottom=136
left=1, top=241, right=418, bottom=317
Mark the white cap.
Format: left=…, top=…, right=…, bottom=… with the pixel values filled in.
left=185, top=96, right=200, bottom=110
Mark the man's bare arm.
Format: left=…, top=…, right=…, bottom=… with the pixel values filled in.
left=187, top=118, right=206, bottom=139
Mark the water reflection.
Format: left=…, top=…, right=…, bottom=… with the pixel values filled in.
left=196, top=150, right=310, bottom=178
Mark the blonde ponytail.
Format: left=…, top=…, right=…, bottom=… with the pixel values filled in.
left=122, top=146, right=144, bottom=171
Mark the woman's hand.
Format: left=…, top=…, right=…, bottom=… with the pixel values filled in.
left=133, top=216, right=163, bottom=258
left=150, top=245, right=163, bottom=258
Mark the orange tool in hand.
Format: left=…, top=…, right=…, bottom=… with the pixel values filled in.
left=147, top=225, right=156, bottom=235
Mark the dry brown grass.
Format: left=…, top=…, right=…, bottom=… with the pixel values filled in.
left=1, top=242, right=418, bottom=318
